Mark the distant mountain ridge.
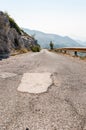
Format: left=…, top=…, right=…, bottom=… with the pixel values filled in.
left=77, top=40, right=86, bottom=47
left=23, top=28, right=82, bottom=48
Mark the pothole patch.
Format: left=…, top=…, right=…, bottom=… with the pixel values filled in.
left=0, top=72, right=17, bottom=78
left=17, top=73, right=52, bottom=94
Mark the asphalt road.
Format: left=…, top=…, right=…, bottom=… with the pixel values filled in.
left=0, top=49, right=86, bottom=130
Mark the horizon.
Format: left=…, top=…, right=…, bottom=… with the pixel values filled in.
left=0, top=0, right=86, bottom=41
left=23, top=27, right=85, bottom=42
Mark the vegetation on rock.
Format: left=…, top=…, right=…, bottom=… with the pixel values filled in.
left=5, top=12, right=22, bottom=35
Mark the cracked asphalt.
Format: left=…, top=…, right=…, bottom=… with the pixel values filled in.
left=0, top=49, right=86, bottom=130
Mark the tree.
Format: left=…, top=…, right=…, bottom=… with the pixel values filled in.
left=50, top=41, right=54, bottom=50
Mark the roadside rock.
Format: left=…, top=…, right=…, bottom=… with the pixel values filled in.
left=0, top=11, right=38, bottom=59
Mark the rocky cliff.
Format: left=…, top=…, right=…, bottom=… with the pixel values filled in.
left=0, top=11, right=39, bottom=59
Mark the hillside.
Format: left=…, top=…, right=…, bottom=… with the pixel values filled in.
left=77, top=40, right=86, bottom=47
left=23, top=28, right=82, bottom=48
left=0, top=11, right=39, bottom=59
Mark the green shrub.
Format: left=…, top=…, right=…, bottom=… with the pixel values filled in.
left=31, top=46, right=40, bottom=52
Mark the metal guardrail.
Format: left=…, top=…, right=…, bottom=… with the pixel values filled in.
left=56, top=47, right=86, bottom=52
left=55, top=47, right=86, bottom=56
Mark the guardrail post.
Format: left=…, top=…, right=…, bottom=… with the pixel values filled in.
left=74, top=51, right=77, bottom=56
left=64, top=50, right=66, bottom=54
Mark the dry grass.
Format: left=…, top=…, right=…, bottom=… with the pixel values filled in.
left=11, top=48, right=29, bottom=56
left=79, top=56, right=86, bottom=60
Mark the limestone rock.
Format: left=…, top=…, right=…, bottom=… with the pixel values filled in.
left=0, top=11, right=37, bottom=59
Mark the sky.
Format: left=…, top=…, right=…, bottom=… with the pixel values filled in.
left=0, top=0, right=86, bottom=41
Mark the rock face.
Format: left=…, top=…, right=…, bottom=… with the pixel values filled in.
left=0, top=11, right=37, bottom=59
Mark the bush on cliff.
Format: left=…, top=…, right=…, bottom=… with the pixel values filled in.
left=5, top=12, right=21, bottom=35
left=31, top=46, right=40, bottom=52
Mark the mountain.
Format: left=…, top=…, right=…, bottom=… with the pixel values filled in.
left=23, top=28, right=82, bottom=48
left=82, top=42, right=86, bottom=46
left=0, top=11, right=39, bottom=59
left=77, top=40, right=86, bottom=47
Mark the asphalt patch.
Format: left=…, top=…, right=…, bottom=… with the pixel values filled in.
left=17, top=73, right=52, bottom=94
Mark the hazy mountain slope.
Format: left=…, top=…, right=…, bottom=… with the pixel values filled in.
left=23, top=28, right=81, bottom=48
left=77, top=40, right=86, bottom=47
left=82, top=42, right=86, bottom=46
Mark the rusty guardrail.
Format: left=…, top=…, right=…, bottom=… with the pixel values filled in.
left=55, top=47, right=86, bottom=56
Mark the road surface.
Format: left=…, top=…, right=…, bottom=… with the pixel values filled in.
left=0, top=49, right=86, bottom=130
